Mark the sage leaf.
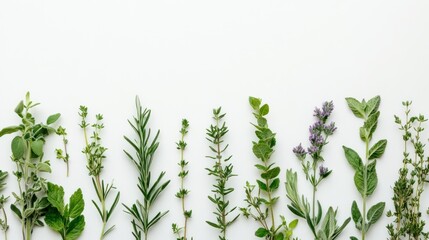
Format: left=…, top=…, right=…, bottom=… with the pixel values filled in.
left=368, top=139, right=387, bottom=160
left=346, top=97, right=365, bottom=118
left=11, top=136, right=25, bottom=159
left=343, top=146, right=362, bottom=170
left=367, top=202, right=385, bottom=226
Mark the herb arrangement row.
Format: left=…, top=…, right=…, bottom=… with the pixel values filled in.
left=0, top=92, right=427, bottom=240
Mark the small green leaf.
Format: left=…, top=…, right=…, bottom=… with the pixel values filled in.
left=47, top=182, right=65, bottom=215
left=11, top=136, right=26, bottom=159
left=0, top=125, right=21, bottom=137
left=47, top=113, right=61, bottom=125
left=69, top=189, right=84, bottom=219
left=350, top=237, right=359, bottom=240
left=351, top=201, right=362, bottom=225
left=343, top=146, right=362, bottom=170
left=45, top=208, right=64, bottom=232
left=31, top=140, right=44, bottom=156
left=15, top=100, right=24, bottom=115
left=255, top=227, right=269, bottom=237
left=65, top=215, right=85, bottom=240
left=346, top=97, right=365, bottom=118
left=275, top=233, right=284, bottom=240
left=269, top=178, right=280, bottom=190
left=37, top=162, right=52, bottom=173
left=367, top=202, right=385, bottom=225
left=365, top=96, right=380, bottom=116
left=366, top=161, right=378, bottom=196
left=253, top=143, right=272, bottom=161
left=256, top=180, right=267, bottom=191
left=260, top=104, right=269, bottom=116
left=249, top=97, right=262, bottom=110
left=10, top=204, right=22, bottom=219
left=261, top=167, right=280, bottom=180
left=289, top=219, right=298, bottom=229
left=368, top=139, right=387, bottom=160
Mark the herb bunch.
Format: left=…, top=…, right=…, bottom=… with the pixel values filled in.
left=172, top=119, right=193, bottom=240
left=286, top=101, right=350, bottom=239
left=387, top=101, right=429, bottom=239
left=0, top=92, right=60, bottom=240
left=241, top=97, right=298, bottom=240
left=79, top=106, right=120, bottom=240
left=123, top=96, right=170, bottom=240
left=343, top=96, right=387, bottom=240
left=45, top=182, right=85, bottom=240
left=0, top=170, right=9, bottom=240
left=205, top=107, right=239, bottom=240
left=55, top=126, right=70, bottom=177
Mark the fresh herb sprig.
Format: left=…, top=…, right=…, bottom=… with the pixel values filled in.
left=172, top=119, right=193, bottom=240
left=387, top=101, right=429, bottom=239
left=55, top=126, right=70, bottom=177
left=205, top=107, right=239, bottom=240
left=343, top=95, right=387, bottom=240
left=240, top=97, right=298, bottom=240
left=79, top=106, right=120, bottom=240
left=45, top=182, right=85, bottom=240
left=0, top=92, right=60, bottom=240
left=286, top=101, right=350, bottom=239
left=0, top=170, right=9, bottom=240
left=123, top=96, right=170, bottom=240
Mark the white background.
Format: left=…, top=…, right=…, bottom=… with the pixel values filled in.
left=1, top=1, right=429, bottom=239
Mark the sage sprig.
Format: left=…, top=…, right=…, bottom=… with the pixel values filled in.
left=387, top=101, right=429, bottom=239
left=0, top=92, right=60, bottom=240
left=205, top=107, right=239, bottom=240
left=343, top=95, right=387, bottom=240
left=123, top=96, right=170, bottom=240
left=79, top=106, right=120, bottom=240
left=240, top=97, right=298, bottom=240
left=45, top=182, right=85, bottom=240
left=55, top=126, right=70, bottom=177
left=0, top=170, right=9, bottom=240
left=172, top=119, right=193, bottom=240
left=286, top=101, right=350, bottom=239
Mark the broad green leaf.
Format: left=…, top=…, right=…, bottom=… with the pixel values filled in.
left=47, top=182, right=65, bottom=215
left=365, top=96, right=380, bottom=116
left=256, top=180, right=267, bottom=191
left=69, top=189, right=84, bottom=219
left=253, top=143, right=272, bottom=161
left=47, top=113, right=61, bottom=125
left=260, top=104, right=269, bottom=116
left=261, top=167, right=280, bottom=180
left=346, top=98, right=365, bottom=118
left=364, top=111, right=380, bottom=140
left=368, top=139, right=387, bottom=160
left=0, top=125, right=21, bottom=137
left=45, top=208, right=64, bottom=232
left=11, top=136, right=26, bottom=159
left=343, top=146, right=362, bottom=170
left=37, top=162, right=52, bottom=173
left=249, top=97, right=262, bottom=110
left=255, top=227, right=269, bottom=237
left=351, top=201, right=362, bottom=226
left=366, top=161, right=378, bottom=196
left=15, top=100, right=24, bottom=115
left=367, top=202, right=385, bottom=226
left=31, top=139, right=44, bottom=156
left=65, top=215, right=85, bottom=240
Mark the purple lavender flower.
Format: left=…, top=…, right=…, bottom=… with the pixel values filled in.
left=309, top=121, right=324, bottom=134
left=324, top=122, right=337, bottom=135
left=309, top=133, right=324, bottom=147
left=307, top=145, right=319, bottom=155
left=293, top=144, right=307, bottom=160
left=319, top=165, right=329, bottom=176
left=314, top=101, right=334, bottom=121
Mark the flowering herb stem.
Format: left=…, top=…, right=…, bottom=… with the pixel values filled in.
left=79, top=106, right=120, bottom=240
left=286, top=101, right=350, bottom=240
left=343, top=96, right=387, bottom=240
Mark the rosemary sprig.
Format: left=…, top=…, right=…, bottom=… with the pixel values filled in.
left=55, top=126, right=70, bottom=177
left=79, top=106, right=120, bottom=240
left=0, top=170, right=9, bottom=240
left=240, top=97, right=298, bottom=240
left=286, top=101, right=350, bottom=240
left=0, top=92, right=60, bottom=240
left=123, top=96, right=170, bottom=240
left=387, top=101, right=429, bottom=239
left=343, top=95, right=387, bottom=240
left=172, top=119, right=193, bottom=240
left=205, top=107, right=239, bottom=240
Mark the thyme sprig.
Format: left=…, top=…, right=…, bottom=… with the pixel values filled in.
left=55, top=126, right=70, bottom=177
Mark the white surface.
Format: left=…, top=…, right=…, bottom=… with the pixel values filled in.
left=0, top=1, right=429, bottom=239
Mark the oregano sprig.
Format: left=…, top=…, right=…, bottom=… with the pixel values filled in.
left=0, top=92, right=60, bottom=240
left=55, top=126, right=70, bottom=177
left=45, top=182, right=85, bottom=240
left=343, top=95, right=387, bottom=240
left=0, top=170, right=9, bottom=240
left=123, top=96, right=170, bottom=240
left=387, top=101, right=429, bottom=239
left=240, top=97, right=298, bottom=240
left=172, top=119, right=193, bottom=240
left=79, top=106, right=120, bottom=240
left=205, top=107, right=239, bottom=240
left=286, top=101, right=350, bottom=240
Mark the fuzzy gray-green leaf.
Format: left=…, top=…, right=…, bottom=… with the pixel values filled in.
left=368, top=139, right=387, bottom=160
left=346, top=97, right=365, bottom=118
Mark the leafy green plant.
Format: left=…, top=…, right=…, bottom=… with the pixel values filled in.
left=240, top=96, right=298, bottom=240
left=0, top=170, right=9, bottom=240
left=55, top=126, right=70, bottom=177
left=0, top=92, right=60, bottom=240
left=79, top=106, right=120, bottom=240
left=123, top=96, right=170, bottom=240
left=343, top=95, right=387, bottom=240
left=286, top=101, right=350, bottom=240
left=172, top=119, right=193, bottom=240
left=205, top=107, right=239, bottom=240
left=45, top=182, right=85, bottom=240
left=387, top=101, right=429, bottom=239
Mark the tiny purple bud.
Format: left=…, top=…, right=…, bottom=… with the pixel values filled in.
left=319, top=165, right=329, bottom=176
left=307, top=145, right=319, bottom=155
left=324, top=122, right=337, bottom=135
left=293, top=144, right=307, bottom=160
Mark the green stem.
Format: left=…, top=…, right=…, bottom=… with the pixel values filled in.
left=2, top=207, right=7, bottom=240
left=25, top=220, right=31, bottom=240
left=96, top=175, right=106, bottom=240
left=312, top=162, right=317, bottom=223
left=263, top=161, right=275, bottom=232
left=362, top=140, right=369, bottom=240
